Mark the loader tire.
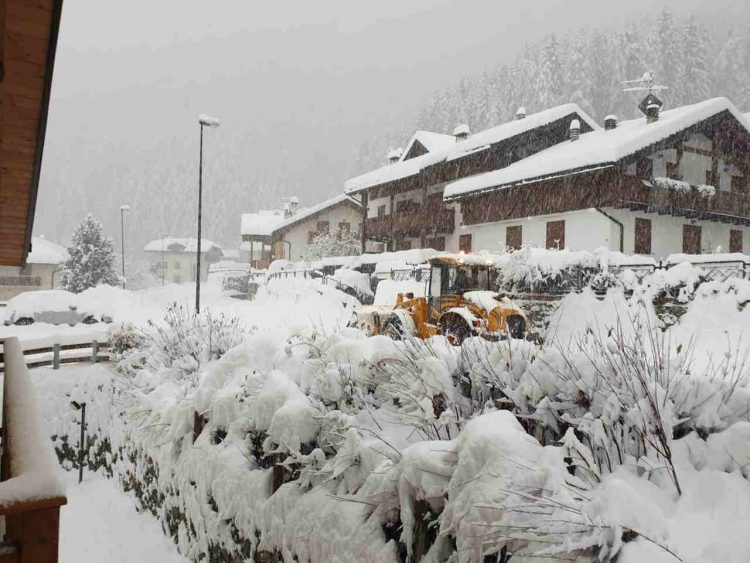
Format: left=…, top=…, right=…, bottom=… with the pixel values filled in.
left=507, top=315, right=526, bottom=340
left=440, top=314, right=471, bottom=346
left=381, top=316, right=406, bottom=340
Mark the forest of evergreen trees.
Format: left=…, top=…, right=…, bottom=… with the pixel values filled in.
left=352, top=10, right=750, bottom=173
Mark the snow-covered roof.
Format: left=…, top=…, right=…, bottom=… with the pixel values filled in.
left=275, top=194, right=361, bottom=232
left=345, top=103, right=598, bottom=193
left=240, top=210, right=283, bottom=237
left=144, top=237, right=221, bottom=253
left=445, top=97, right=750, bottom=201
left=27, top=236, right=67, bottom=265
left=404, top=130, right=456, bottom=157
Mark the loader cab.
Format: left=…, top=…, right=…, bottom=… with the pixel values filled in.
left=427, top=257, right=492, bottom=314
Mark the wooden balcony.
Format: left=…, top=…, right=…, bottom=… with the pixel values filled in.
left=0, top=337, right=66, bottom=563
left=365, top=208, right=456, bottom=239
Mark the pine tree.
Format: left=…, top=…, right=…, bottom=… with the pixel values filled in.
left=536, top=34, right=563, bottom=110
left=680, top=15, right=711, bottom=104
left=654, top=9, right=683, bottom=104
left=61, top=214, right=121, bottom=293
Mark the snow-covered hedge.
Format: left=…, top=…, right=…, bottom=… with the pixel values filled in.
left=104, top=276, right=750, bottom=561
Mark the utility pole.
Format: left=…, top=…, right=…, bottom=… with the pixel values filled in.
left=120, top=205, right=130, bottom=289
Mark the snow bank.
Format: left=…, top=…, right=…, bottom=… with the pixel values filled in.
left=373, top=279, right=427, bottom=305
left=0, top=337, right=65, bottom=507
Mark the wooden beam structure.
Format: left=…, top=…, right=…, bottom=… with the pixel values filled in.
left=0, top=0, right=63, bottom=267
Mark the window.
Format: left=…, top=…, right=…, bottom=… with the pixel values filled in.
left=650, top=149, right=677, bottom=178
left=377, top=205, right=386, bottom=219
left=338, top=221, right=351, bottom=234
left=395, top=239, right=412, bottom=251
left=317, top=220, right=330, bottom=233
left=426, top=237, right=445, bottom=251
left=459, top=234, right=472, bottom=253
left=634, top=218, right=652, bottom=255
left=683, top=224, right=702, bottom=254
left=730, top=230, right=743, bottom=254
left=506, top=225, right=522, bottom=250
left=546, top=220, right=565, bottom=250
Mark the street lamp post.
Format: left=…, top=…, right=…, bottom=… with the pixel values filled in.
left=161, top=233, right=166, bottom=286
left=196, top=114, right=220, bottom=314
left=119, top=205, right=130, bottom=288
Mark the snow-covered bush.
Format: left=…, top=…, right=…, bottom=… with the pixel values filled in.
left=118, top=303, right=250, bottom=386
left=305, top=230, right=362, bottom=261
left=61, top=213, right=121, bottom=293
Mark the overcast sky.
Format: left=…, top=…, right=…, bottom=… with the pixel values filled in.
left=37, top=0, right=749, bottom=245
left=50, top=0, right=749, bottom=144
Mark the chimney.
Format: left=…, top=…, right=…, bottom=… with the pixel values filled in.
left=283, top=203, right=292, bottom=219
left=452, top=123, right=470, bottom=142
left=604, top=115, right=618, bottom=130
left=516, top=107, right=526, bottom=120
left=289, top=196, right=299, bottom=215
left=646, top=103, right=660, bottom=124
left=569, top=119, right=580, bottom=142
left=387, top=147, right=403, bottom=164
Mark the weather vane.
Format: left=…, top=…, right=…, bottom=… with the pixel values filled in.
left=623, top=71, right=669, bottom=116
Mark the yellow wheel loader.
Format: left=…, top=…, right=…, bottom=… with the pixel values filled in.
left=353, top=256, right=527, bottom=345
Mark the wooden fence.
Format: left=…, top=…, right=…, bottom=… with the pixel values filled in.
left=0, top=339, right=109, bottom=373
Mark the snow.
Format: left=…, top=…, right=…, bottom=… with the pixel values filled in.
left=60, top=471, right=185, bottom=563
left=386, top=147, right=403, bottom=161
left=356, top=248, right=443, bottom=267
left=444, top=97, right=750, bottom=200
left=403, top=130, right=456, bottom=157
left=332, top=268, right=373, bottom=297
left=10, top=247, right=750, bottom=563
left=27, top=236, right=68, bottom=265
left=345, top=103, right=598, bottom=193
left=373, top=279, right=427, bottom=305
left=0, top=337, right=65, bottom=507
left=4, top=289, right=79, bottom=319
left=665, top=252, right=748, bottom=265
left=452, top=123, right=470, bottom=137
left=240, top=209, right=283, bottom=236
left=143, top=237, right=221, bottom=253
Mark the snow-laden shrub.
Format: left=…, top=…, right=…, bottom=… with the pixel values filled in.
left=118, top=303, right=250, bottom=387
left=108, top=322, right=143, bottom=358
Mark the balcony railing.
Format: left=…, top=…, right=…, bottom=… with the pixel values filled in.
left=365, top=207, right=456, bottom=239
left=0, top=337, right=66, bottom=563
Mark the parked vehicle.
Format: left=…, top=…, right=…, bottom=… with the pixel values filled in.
left=3, top=290, right=113, bottom=327
left=352, top=255, right=527, bottom=345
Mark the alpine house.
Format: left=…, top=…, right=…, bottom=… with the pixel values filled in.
left=344, top=104, right=599, bottom=254
left=444, top=97, right=750, bottom=257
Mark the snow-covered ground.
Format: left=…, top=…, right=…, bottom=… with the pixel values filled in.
left=60, top=471, right=185, bottom=563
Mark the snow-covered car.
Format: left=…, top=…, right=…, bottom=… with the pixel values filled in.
left=2, top=290, right=113, bottom=327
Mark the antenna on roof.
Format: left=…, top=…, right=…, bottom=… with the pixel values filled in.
left=623, top=70, right=668, bottom=120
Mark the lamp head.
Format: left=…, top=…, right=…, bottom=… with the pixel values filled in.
left=198, top=114, right=220, bottom=128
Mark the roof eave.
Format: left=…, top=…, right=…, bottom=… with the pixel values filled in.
left=444, top=163, right=616, bottom=202
left=22, top=0, right=64, bottom=267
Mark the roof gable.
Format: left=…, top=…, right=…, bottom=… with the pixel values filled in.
left=274, top=194, right=362, bottom=235
left=401, top=131, right=455, bottom=162
left=444, top=97, right=750, bottom=201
